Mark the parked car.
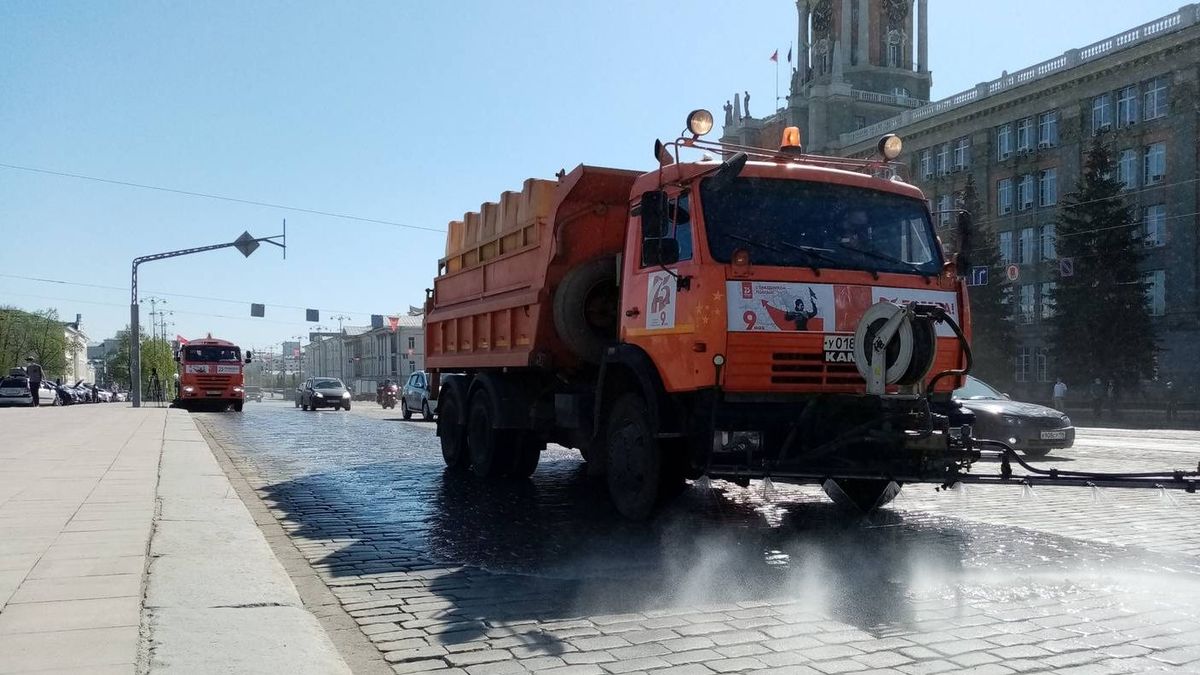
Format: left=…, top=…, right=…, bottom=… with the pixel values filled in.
left=400, top=371, right=438, bottom=420
left=38, top=381, right=61, bottom=406
left=244, top=385, right=263, bottom=402
left=0, top=375, right=34, bottom=406
left=954, top=376, right=1074, bottom=457
left=299, top=377, right=351, bottom=411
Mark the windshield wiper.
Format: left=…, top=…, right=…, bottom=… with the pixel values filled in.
left=721, top=233, right=825, bottom=274
left=834, top=242, right=930, bottom=279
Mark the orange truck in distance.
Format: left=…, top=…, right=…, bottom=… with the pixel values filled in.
left=174, top=335, right=252, bottom=412
left=423, top=110, right=1199, bottom=519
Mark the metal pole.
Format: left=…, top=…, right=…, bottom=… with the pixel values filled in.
left=130, top=301, right=141, bottom=407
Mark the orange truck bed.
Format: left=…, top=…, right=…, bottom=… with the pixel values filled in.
left=426, top=165, right=640, bottom=370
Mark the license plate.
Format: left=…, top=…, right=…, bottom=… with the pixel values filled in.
left=1040, top=430, right=1067, bottom=440
left=823, top=334, right=856, bottom=363
left=206, top=390, right=222, bottom=396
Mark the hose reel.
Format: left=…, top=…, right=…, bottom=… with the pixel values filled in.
left=853, top=301, right=938, bottom=395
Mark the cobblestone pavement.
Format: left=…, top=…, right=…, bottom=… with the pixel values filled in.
left=194, top=401, right=1200, bottom=674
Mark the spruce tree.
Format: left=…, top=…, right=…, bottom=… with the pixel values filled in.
left=958, top=174, right=1014, bottom=387
left=1049, top=135, right=1155, bottom=394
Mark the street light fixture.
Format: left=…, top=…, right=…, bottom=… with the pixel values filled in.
left=129, top=226, right=285, bottom=407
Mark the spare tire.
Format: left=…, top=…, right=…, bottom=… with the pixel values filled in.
left=554, top=256, right=619, bottom=363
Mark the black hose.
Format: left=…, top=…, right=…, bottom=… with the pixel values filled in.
left=927, top=309, right=973, bottom=392
left=976, top=439, right=1200, bottom=480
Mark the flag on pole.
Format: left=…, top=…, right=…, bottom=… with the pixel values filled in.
left=787, top=45, right=792, bottom=63
left=388, top=316, right=400, bottom=332
left=176, top=335, right=188, bottom=345
left=769, top=49, right=779, bottom=63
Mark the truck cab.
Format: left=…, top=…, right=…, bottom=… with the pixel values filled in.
left=175, top=335, right=251, bottom=412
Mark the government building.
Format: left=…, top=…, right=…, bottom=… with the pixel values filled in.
left=724, top=1, right=1200, bottom=398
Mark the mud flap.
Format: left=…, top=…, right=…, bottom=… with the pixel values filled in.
left=822, top=479, right=902, bottom=513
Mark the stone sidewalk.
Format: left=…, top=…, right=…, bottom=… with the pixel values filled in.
left=0, top=405, right=350, bottom=673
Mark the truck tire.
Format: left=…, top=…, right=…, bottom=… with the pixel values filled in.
left=467, top=395, right=509, bottom=478
left=437, top=389, right=469, bottom=470
left=605, top=393, right=661, bottom=520
left=553, top=255, right=619, bottom=364
left=233, top=401, right=243, bottom=412
left=510, top=432, right=543, bottom=479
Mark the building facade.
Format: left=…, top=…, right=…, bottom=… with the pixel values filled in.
left=302, top=318, right=426, bottom=396
left=728, top=3, right=1200, bottom=397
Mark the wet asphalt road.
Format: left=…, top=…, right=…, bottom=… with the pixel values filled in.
left=192, top=399, right=1200, bottom=673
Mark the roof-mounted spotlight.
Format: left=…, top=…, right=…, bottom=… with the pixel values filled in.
left=687, top=109, right=714, bottom=137
left=878, top=134, right=903, bottom=161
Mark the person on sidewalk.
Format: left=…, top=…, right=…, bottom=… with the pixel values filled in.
left=149, top=367, right=162, bottom=404
left=25, top=356, right=44, bottom=407
left=1090, top=378, right=1104, bottom=418
left=1166, top=381, right=1178, bottom=422
left=1053, top=377, right=1067, bottom=411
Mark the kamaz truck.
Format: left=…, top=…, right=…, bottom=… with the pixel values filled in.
left=423, top=110, right=1198, bottom=519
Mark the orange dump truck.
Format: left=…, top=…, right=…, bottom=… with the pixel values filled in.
left=423, top=111, right=1197, bottom=518
left=174, top=335, right=252, bottom=412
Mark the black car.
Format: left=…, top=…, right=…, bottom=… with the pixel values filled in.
left=954, top=376, right=1074, bottom=457
left=299, top=377, right=351, bottom=411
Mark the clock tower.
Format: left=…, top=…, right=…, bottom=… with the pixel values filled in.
left=724, top=0, right=932, bottom=155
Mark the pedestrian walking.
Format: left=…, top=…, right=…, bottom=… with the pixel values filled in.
left=149, top=367, right=162, bottom=404
left=1165, top=381, right=1178, bottom=422
left=1090, top=378, right=1104, bottom=418
left=1053, top=377, right=1067, bottom=411
left=24, top=356, right=43, bottom=407
left=1107, top=380, right=1119, bottom=419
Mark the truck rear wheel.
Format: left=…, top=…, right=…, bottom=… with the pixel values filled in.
left=467, top=396, right=509, bottom=478
left=553, top=255, right=618, bottom=364
left=437, top=390, right=468, bottom=470
left=605, top=393, right=661, bottom=520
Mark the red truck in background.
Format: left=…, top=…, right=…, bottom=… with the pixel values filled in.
left=422, top=110, right=1199, bottom=519
left=174, top=335, right=251, bottom=412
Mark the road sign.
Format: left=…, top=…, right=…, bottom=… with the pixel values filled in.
left=233, top=231, right=260, bottom=258
left=250, top=303, right=265, bottom=317
left=1006, top=264, right=1020, bottom=282
left=969, top=266, right=989, bottom=287
left=306, top=308, right=319, bottom=322
left=1059, top=257, right=1074, bottom=277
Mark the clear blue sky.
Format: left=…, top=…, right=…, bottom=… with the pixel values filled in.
left=0, top=0, right=1183, bottom=354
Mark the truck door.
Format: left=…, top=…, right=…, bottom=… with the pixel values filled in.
left=621, top=190, right=701, bottom=391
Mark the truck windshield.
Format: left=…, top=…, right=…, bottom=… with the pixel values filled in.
left=184, top=346, right=241, bottom=362
left=702, top=177, right=942, bottom=275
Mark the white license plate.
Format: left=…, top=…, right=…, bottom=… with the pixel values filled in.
left=1040, top=430, right=1067, bottom=440
left=206, top=390, right=222, bottom=396
left=823, top=334, right=855, bottom=363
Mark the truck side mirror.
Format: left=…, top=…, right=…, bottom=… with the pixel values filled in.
left=640, top=191, right=669, bottom=239
left=643, top=238, right=680, bottom=267
left=245, top=351, right=253, bottom=363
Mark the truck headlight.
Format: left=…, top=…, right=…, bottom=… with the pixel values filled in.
left=233, top=386, right=244, bottom=393
left=183, top=386, right=195, bottom=393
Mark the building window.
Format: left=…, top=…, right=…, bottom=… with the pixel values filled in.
left=1040, top=224, right=1057, bottom=260
left=1017, top=174, right=1034, bottom=211
left=1117, top=149, right=1138, bottom=190
left=1144, top=204, right=1166, bottom=247
left=1018, top=285, right=1035, bottom=324
left=1016, top=346, right=1031, bottom=383
left=1144, top=76, right=1169, bottom=120
left=919, top=149, right=932, bottom=179
left=1037, top=111, right=1058, bottom=147
left=1092, top=93, right=1112, bottom=133
left=407, top=336, right=415, bottom=350
left=1144, top=142, right=1166, bottom=184
left=998, top=178, right=1013, bottom=215
left=936, top=143, right=949, bottom=175
left=1145, top=269, right=1165, bottom=316
left=887, top=42, right=901, bottom=68
left=1116, top=85, right=1139, bottom=126
left=1040, top=282, right=1056, bottom=320
left=1036, top=347, right=1050, bottom=382
left=997, top=124, right=1012, bottom=160
left=999, top=230, right=1014, bottom=265
left=409, top=360, right=417, bottom=373
left=1016, top=117, right=1033, bottom=152
left=1039, top=169, right=1057, bottom=207
left=952, top=137, right=971, bottom=170
left=1018, top=227, right=1036, bottom=265
left=937, top=194, right=953, bottom=226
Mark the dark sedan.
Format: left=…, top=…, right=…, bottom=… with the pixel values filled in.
left=299, top=377, right=351, bottom=411
left=954, top=376, right=1074, bottom=457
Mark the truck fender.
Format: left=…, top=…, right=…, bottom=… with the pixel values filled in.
left=467, top=373, right=534, bottom=430
left=593, top=344, right=682, bottom=440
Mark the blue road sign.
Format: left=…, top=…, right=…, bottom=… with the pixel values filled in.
left=969, top=266, right=989, bottom=287
left=1059, top=257, right=1074, bottom=277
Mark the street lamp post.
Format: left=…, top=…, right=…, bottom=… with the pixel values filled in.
left=130, top=227, right=285, bottom=407
left=330, top=315, right=350, bottom=386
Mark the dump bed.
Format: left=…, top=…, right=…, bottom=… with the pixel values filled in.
left=426, top=165, right=640, bottom=370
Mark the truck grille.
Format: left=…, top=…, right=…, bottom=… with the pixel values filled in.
left=193, top=375, right=232, bottom=388
left=770, top=353, right=861, bottom=386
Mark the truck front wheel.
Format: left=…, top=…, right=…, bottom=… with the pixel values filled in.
left=233, top=401, right=243, bottom=412
left=605, top=393, right=661, bottom=520
left=437, top=390, right=468, bottom=470
left=467, top=397, right=508, bottom=478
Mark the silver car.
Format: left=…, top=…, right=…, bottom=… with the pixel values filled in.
left=401, top=371, right=438, bottom=420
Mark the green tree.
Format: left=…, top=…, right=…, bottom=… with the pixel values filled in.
left=0, top=307, right=68, bottom=379
left=958, top=175, right=1014, bottom=387
left=1049, top=135, right=1155, bottom=393
left=105, top=328, right=177, bottom=396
